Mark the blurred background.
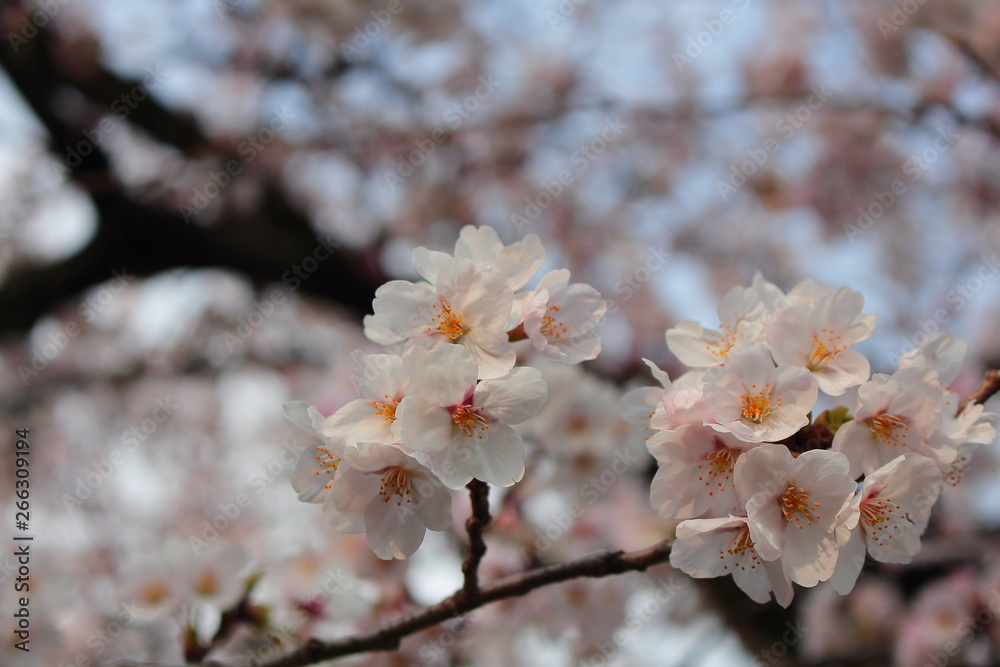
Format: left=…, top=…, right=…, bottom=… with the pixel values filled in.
left=3, top=0, right=1000, bottom=665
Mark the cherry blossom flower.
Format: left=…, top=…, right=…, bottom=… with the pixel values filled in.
left=621, top=360, right=713, bottom=435
left=735, top=444, right=857, bottom=587
left=521, top=269, right=607, bottom=364
left=935, top=390, right=996, bottom=483
left=322, top=442, right=453, bottom=560
left=412, top=224, right=545, bottom=291
left=177, top=542, right=250, bottom=609
left=832, top=368, right=949, bottom=478
left=666, top=284, right=766, bottom=367
left=893, top=570, right=980, bottom=667
left=703, top=341, right=818, bottom=443
left=524, top=359, right=624, bottom=458
left=766, top=286, right=875, bottom=395
left=669, top=515, right=793, bottom=607
left=647, top=425, right=749, bottom=519
left=829, top=454, right=943, bottom=595
left=363, top=258, right=516, bottom=379
left=320, top=347, right=432, bottom=448
left=285, top=400, right=343, bottom=504
left=897, top=331, right=968, bottom=386
left=395, top=344, right=547, bottom=488
left=620, top=359, right=672, bottom=430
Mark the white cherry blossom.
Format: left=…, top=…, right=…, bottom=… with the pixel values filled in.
left=666, top=284, right=766, bottom=367
left=395, top=344, right=547, bottom=488
left=322, top=442, right=453, bottom=560
left=669, top=515, right=793, bottom=607
left=284, top=401, right=342, bottom=504
left=767, top=286, right=875, bottom=395
left=321, top=347, right=430, bottom=448
left=735, top=444, right=857, bottom=587
left=620, top=359, right=673, bottom=430
left=412, top=224, right=545, bottom=291
left=363, top=258, right=516, bottom=379
left=897, top=331, right=968, bottom=385
left=832, top=368, right=949, bottom=478
left=936, top=393, right=996, bottom=484
left=829, top=454, right=943, bottom=595
left=703, top=341, right=818, bottom=443
left=521, top=269, right=607, bottom=364
left=647, top=425, right=749, bottom=520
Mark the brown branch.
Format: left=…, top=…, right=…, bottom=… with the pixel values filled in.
left=957, top=368, right=1000, bottom=415
left=459, top=480, right=491, bottom=600
left=255, top=540, right=672, bottom=667
left=941, top=32, right=1000, bottom=85
left=185, top=575, right=264, bottom=663
left=0, top=15, right=387, bottom=338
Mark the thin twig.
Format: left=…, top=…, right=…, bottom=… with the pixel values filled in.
left=256, top=540, right=673, bottom=667
left=459, top=480, right=491, bottom=600
left=957, top=368, right=1000, bottom=415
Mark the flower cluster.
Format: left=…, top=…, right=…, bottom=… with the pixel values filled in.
left=623, top=276, right=996, bottom=606
left=286, top=226, right=607, bottom=559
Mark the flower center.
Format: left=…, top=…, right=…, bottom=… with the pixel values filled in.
left=296, top=598, right=326, bottom=619
left=540, top=305, right=568, bottom=341
left=141, top=580, right=169, bottom=605
left=195, top=572, right=218, bottom=596
left=741, top=383, right=778, bottom=424
left=378, top=466, right=412, bottom=506
left=808, top=328, right=845, bottom=369
left=696, top=445, right=739, bottom=497
left=859, top=495, right=903, bottom=549
left=451, top=404, right=489, bottom=439
left=704, top=324, right=737, bottom=360
left=781, top=485, right=821, bottom=529
left=371, top=394, right=399, bottom=423
left=944, top=452, right=970, bottom=487
left=313, top=445, right=341, bottom=491
left=866, top=413, right=909, bottom=447
left=719, top=525, right=761, bottom=572
left=567, top=413, right=590, bottom=435
left=428, top=297, right=467, bottom=341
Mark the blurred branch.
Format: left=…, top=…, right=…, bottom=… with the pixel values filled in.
left=458, top=479, right=491, bottom=601
left=252, top=540, right=672, bottom=667
left=942, top=32, right=1000, bottom=85
left=0, top=11, right=384, bottom=337
left=958, top=368, right=1000, bottom=414
left=184, top=575, right=265, bottom=663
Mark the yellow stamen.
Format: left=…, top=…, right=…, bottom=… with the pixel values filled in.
left=428, top=297, right=467, bottom=341
left=866, top=413, right=910, bottom=447
left=781, top=485, right=821, bottom=529
left=741, top=383, right=779, bottom=423
left=452, top=405, right=489, bottom=439
left=378, top=466, right=412, bottom=507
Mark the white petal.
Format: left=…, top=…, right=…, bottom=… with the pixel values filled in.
left=365, top=498, right=427, bottom=559
left=667, top=321, right=728, bottom=367
left=813, top=349, right=870, bottom=396
left=422, top=344, right=478, bottom=405
left=324, top=399, right=396, bottom=447
left=620, top=387, right=662, bottom=425
left=323, top=467, right=375, bottom=533
left=396, top=396, right=453, bottom=453
left=410, top=473, right=454, bottom=532
left=364, top=281, right=437, bottom=345
left=282, top=401, right=328, bottom=441
left=411, top=247, right=454, bottom=284
left=829, top=527, right=866, bottom=595
left=291, top=444, right=340, bottom=504
left=476, top=367, right=548, bottom=425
